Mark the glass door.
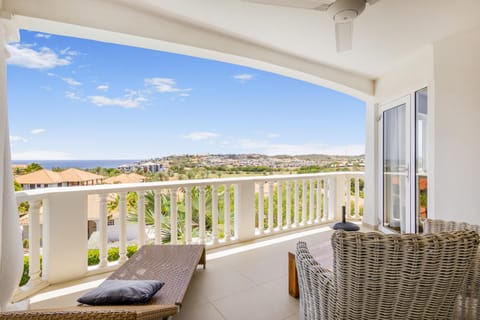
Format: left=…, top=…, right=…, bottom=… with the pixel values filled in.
left=380, top=96, right=412, bottom=233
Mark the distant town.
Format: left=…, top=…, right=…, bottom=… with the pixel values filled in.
left=12, top=153, right=365, bottom=190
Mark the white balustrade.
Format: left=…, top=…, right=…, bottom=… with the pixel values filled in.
left=14, top=172, right=364, bottom=298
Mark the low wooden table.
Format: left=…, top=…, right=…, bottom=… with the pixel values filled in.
left=288, top=242, right=333, bottom=298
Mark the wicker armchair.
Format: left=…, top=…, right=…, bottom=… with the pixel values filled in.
left=295, top=230, right=480, bottom=320
left=424, top=219, right=480, bottom=320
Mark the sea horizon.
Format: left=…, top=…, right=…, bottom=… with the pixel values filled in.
left=11, top=160, right=139, bottom=170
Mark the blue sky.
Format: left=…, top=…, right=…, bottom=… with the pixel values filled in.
left=7, top=30, right=365, bottom=160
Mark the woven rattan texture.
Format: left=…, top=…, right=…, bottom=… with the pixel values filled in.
left=0, top=305, right=178, bottom=320
left=296, top=230, right=479, bottom=320
left=424, top=219, right=480, bottom=320
left=1, top=244, right=204, bottom=319
left=108, top=245, right=205, bottom=307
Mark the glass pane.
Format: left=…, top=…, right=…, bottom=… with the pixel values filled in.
left=416, top=88, right=428, bottom=233
left=383, top=104, right=408, bottom=233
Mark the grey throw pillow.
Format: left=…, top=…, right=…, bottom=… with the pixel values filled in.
left=77, top=280, right=164, bottom=305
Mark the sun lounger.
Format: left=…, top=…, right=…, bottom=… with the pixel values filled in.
left=0, top=244, right=206, bottom=320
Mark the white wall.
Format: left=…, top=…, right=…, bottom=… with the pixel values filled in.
left=432, top=25, right=480, bottom=225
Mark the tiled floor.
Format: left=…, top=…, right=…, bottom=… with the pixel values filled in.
left=29, top=224, right=366, bottom=319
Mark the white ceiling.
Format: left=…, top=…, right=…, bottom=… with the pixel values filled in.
left=2, top=0, right=480, bottom=97
left=114, top=0, right=480, bottom=79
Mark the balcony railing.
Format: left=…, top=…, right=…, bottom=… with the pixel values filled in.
left=14, top=171, right=364, bottom=300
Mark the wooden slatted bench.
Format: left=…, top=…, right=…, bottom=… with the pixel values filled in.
left=0, top=244, right=206, bottom=320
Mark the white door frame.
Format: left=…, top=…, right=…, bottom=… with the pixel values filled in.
left=378, top=95, right=415, bottom=234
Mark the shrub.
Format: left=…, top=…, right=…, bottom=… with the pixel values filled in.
left=87, top=245, right=138, bottom=266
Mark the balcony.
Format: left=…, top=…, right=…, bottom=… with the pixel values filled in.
left=14, top=172, right=364, bottom=311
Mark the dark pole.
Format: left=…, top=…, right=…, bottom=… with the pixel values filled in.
left=342, top=205, right=346, bottom=224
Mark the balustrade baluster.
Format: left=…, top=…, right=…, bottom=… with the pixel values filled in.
left=137, top=191, right=146, bottom=246
left=277, top=181, right=283, bottom=229
left=154, top=190, right=162, bottom=245
left=185, top=187, right=192, bottom=244
left=268, top=182, right=274, bottom=232
left=294, top=180, right=299, bottom=227
left=224, top=185, right=231, bottom=242
left=302, top=180, right=307, bottom=225
left=258, top=183, right=264, bottom=234
left=98, top=194, right=108, bottom=267
left=118, top=192, right=127, bottom=263
left=170, top=188, right=178, bottom=244
left=212, top=185, right=219, bottom=244
left=316, top=179, right=321, bottom=223
left=355, top=178, right=360, bottom=219
left=286, top=181, right=291, bottom=228
left=309, top=179, right=314, bottom=224
left=199, top=186, right=206, bottom=244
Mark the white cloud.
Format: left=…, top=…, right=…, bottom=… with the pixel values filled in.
left=60, top=47, right=80, bottom=56
left=266, top=133, right=280, bottom=139
left=233, top=73, right=254, bottom=82
left=10, top=135, right=28, bottom=143
left=35, top=33, right=52, bottom=39
left=145, top=78, right=191, bottom=94
left=6, top=44, right=71, bottom=70
left=12, top=150, right=72, bottom=160
left=61, top=77, right=81, bottom=86
left=97, top=84, right=109, bottom=91
left=179, top=93, right=190, bottom=97
left=183, top=132, right=220, bottom=141
left=31, top=128, right=46, bottom=135
left=88, top=90, right=147, bottom=109
left=48, top=72, right=82, bottom=86
left=65, top=91, right=81, bottom=100
left=236, top=139, right=364, bottom=156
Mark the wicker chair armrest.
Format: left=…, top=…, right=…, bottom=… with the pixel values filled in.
left=311, top=265, right=335, bottom=320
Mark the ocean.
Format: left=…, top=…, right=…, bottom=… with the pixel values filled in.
left=11, top=160, right=139, bottom=170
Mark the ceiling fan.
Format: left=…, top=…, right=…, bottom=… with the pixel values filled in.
left=242, top=0, right=380, bottom=52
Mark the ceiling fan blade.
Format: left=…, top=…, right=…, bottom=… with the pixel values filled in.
left=242, top=0, right=331, bottom=11
left=366, top=0, right=381, bottom=5
left=335, top=21, right=353, bottom=52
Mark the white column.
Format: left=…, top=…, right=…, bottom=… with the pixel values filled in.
left=169, top=189, right=178, bottom=244
left=363, top=101, right=378, bottom=226
left=185, top=187, right=192, bottom=244
left=98, top=194, right=108, bottom=267
left=224, top=185, right=231, bottom=242
left=137, top=191, right=145, bottom=246
left=0, top=14, right=23, bottom=311
left=234, top=182, right=256, bottom=242
left=42, top=192, right=88, bottom=284
left=118, top=192, right=127, bottom=263
left=257, top=183, right=264, bottom=234
left=154, top=190, right=162, bottom=245
left=198, top=186, right=206, bottom=244
left=211, top=185, right=219, bottom=244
